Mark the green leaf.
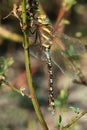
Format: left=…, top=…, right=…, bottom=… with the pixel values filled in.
left=57, top=115, right=63, bottom=128
left=70, top=106, right=80, bottom=114
left=58, top=115, right=62, bottom=124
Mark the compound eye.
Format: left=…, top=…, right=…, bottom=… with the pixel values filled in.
left=38, top=17, right=42, bottom=23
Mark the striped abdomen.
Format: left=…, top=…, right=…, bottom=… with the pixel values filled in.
left=42, top=44, right=55, bottom=113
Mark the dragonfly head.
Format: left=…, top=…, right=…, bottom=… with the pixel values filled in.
left=37, top=14, right=50, bottom=25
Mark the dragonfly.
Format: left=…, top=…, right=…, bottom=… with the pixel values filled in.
left=28, top=14, right=85, bottom=113
left=26, top=1, right=85, bottom=113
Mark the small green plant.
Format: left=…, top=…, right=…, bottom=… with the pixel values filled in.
left=0, top=56, right=14, bottom=76
left=57, top=115, right=63, bottom=128
left=55, top=89, right=68, bottom=107
left=0, top=56, right=14, bottom=86
left=70, top=106, right=80, bottom=114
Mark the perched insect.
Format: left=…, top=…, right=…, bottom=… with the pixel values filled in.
left=26, top=0, right=86, bottom=113
left=29, top=13, right=85, bottom=113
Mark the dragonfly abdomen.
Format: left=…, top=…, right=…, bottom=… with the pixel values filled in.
left=43, top=44, right=55, bottom=114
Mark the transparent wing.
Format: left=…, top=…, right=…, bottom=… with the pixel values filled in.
left=50, top=33, right=86, bottom=74
left=50, top=43, right=76, bottom=75
left=29, top=33, right=85, bottom=75
left=55, top=33, right=86, bottom=55
left=29, top=44, right=47, bottom=61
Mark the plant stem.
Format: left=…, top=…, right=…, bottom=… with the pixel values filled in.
left=21, top=0, right=49, bottom=130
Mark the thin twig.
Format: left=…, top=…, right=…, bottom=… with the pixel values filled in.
left=3, top=80, right=32, bottom=98
left=0, top=26, right=23, bottom=42
left=60, top=111, right=87, bottom=130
